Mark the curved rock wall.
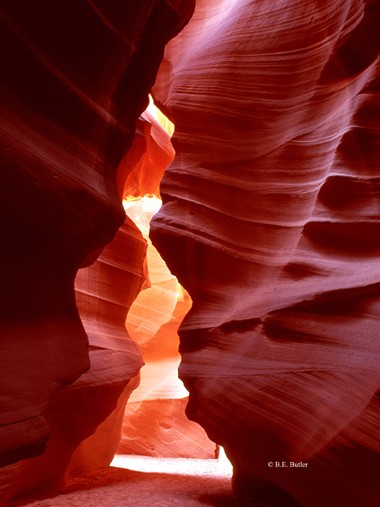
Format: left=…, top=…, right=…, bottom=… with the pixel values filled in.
left=0, top=0, right=195, bottom=502
left=3, top=212, right=146, bottom=499
left=151, top=1, right=380, bottom=505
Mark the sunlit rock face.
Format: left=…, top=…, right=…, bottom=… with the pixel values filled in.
left=151, top=0, right=380, bottom=505
left=115, top=97, right=214, bottom=459
left=117, top=198, right=215, bottom=458
left=0, top=0, right=195, bottom=501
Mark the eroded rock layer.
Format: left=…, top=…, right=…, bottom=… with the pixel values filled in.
left=0, top=0, right=195, bottom=501
left=151, top=1, right=380, bottom=505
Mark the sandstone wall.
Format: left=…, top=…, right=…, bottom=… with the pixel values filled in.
left=151, top=1, right=380, bottom=505
left=0, top=0, right=195, bottom=502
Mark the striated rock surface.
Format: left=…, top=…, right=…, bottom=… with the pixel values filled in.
left=2, top=0, right=379, bottom=505
left=151, top=0, right=380, bottom=505
left=0, top=0, right=195, bottom=502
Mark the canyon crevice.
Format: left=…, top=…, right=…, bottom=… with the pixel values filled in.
left=1, top=1, right=379, bottom=506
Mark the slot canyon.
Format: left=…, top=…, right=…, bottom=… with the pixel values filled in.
left=0, top=1, right=379, bottom=506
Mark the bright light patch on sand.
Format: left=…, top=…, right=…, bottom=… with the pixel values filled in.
left=111, top=448, right=233, bottom=478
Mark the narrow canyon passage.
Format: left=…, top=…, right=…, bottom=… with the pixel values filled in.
left=1, top=1, right=379, bottom=507
left=11, top=100, right=233, bottom=506
left=119, top=195, right=216, bottom=459
left=73, top=95, right=220, bottom=469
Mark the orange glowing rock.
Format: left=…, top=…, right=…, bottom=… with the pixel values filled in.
left=118, top=198, right=215, bottom=458
left=118, top=98, right=175, bottom=200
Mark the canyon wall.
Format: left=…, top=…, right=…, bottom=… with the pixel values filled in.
left=151, top=0, right=380, bottom=506
left=0, top=0, right=195, bottom=502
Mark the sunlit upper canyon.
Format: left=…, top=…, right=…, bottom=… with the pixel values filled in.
left=0, top=1, right=379, bottom=507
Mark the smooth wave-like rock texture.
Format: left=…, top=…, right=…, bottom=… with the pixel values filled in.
left=0, top=0, right=195, bottom=503
left=2, top=215, right=146, bottom=502
left=151, top=0, right=380, bottom=505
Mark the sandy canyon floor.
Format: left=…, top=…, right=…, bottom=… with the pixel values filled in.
left=9, top=455, right=241, bottom=507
